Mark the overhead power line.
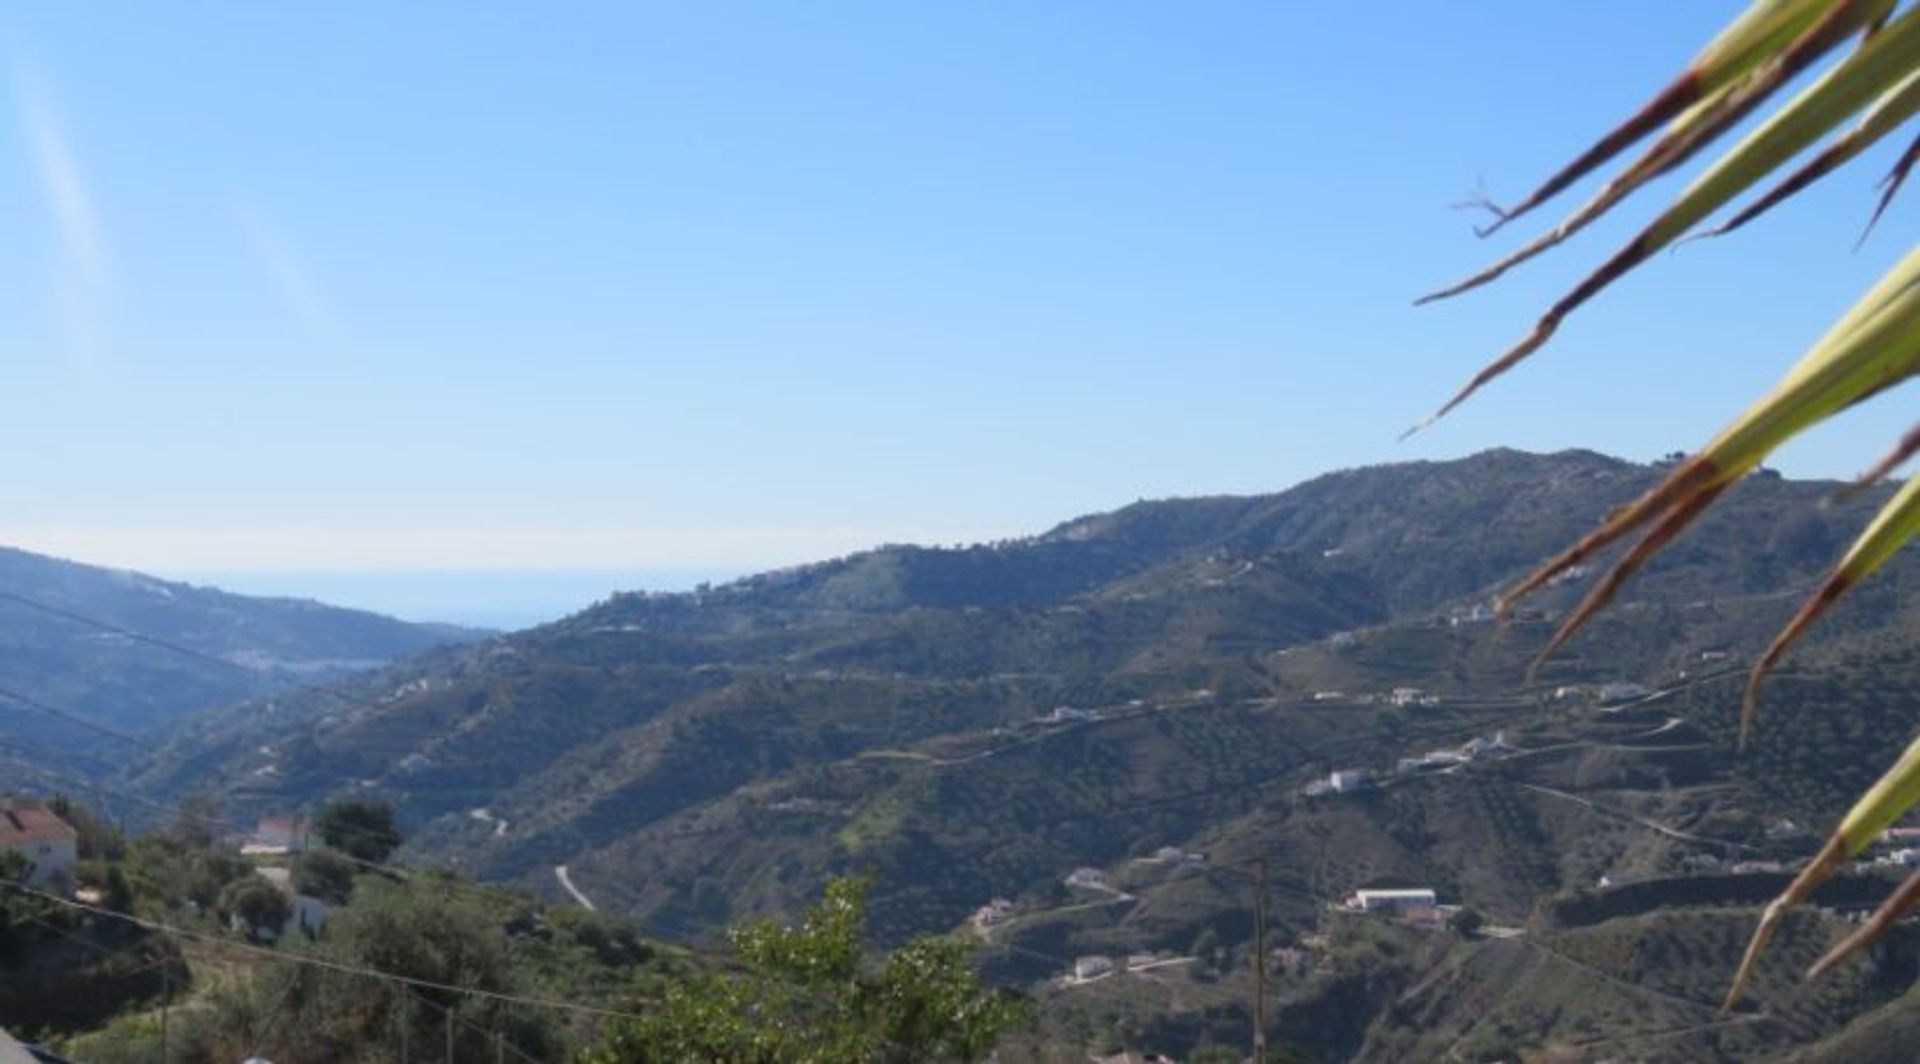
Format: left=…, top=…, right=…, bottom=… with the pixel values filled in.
left=0, top=880, right=657, bottom=1021
left=0, top=683, right=146, bottom=748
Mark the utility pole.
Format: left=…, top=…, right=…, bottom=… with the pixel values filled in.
left=1252, top=857, right=1268, bottom=1063
left=158, top=967, right=171, bottom=1064
left=446, top=1005, right=455, bottom=1064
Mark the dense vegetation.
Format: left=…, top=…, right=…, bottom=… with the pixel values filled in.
left=83, top=449, right=1920, bottom=1057
left=1, top=797, right=1025, bottom=1063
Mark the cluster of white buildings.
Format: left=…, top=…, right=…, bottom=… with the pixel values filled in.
left=0, top=799, right=338, bottom=945
left=1307, top=687, right=1444, bottom=708
left=1552, top=681, right=1654, bottom=705
left=969, top=897, right=1016, bottom=930
left=1065, top=867, right=1111, bottom=890
left=1306, top=732, right=1513, bottom=796
left=1865, top=828, right=1920, bottom=871
left=1597, top=681, right=1652, bottom=704
left=1068, top=951, right=1181, bottom=984
left=1037, top=705, right=1103, bottom=725
left=1398, top=733, right=1512, bottom=774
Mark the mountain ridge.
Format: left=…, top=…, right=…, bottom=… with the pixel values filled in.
left=115, top=446, right=1920, bottom=1058
left=0, top=544, right=489, bottom=770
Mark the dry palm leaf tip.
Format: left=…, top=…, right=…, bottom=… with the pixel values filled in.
left=1416, top=0, right=1920, bottom=1013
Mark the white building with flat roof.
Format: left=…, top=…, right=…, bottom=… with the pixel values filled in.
left=1329, top=769, right=1371, bottom=794
left=1348, top=888, right=1437, bottom=913
left=1073, top=955, right=1115, bottom=981
left=1065, top=867, right=1109, bottom=890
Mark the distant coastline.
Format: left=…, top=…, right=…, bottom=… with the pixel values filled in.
left=168, top=566, right=743, bottom=630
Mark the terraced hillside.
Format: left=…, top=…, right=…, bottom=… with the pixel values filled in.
left=123, top=448, right=1920, bottom=1059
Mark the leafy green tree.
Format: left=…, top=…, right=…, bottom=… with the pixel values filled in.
left=167, top=791, right=224, bottom=850
left=74, top=860, right=133, bottom=913
left=1448, top=906, right=1485, bottom=937
left=49, top=795, right=124, bottom=860
left=290, top=848, right=357, bottom=905
left=218, top=876, right=290, bottom=940
left=123, top=834, right=255, bottom=912
left=314, top=799, right=401, bottom=863
left=586, top=877, right=1026, bottom=1062
left=128, top=876, right=558, bottom=1064
left=1191, top=926, right=1221, bottom=969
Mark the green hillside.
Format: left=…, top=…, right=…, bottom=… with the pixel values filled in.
left=123, top=449, right=1920, bottom=1059
left=0, top=546, right=485, bottom=775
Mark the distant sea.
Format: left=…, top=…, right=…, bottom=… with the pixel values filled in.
left=173, top=568, right=744, bottom=631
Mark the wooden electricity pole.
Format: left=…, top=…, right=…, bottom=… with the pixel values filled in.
left=1253, top=857, right=1268, bottom=1063
left=159, top=967, right=171, bottom=1064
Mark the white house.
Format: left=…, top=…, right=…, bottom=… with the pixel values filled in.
left=283, top=893, right=330, bottom=939
left=1597, top=682, right=1651, bottom=704
left=1330, top=769, right=1371, bottom=794
left=397, top=752, right=434, bottom=774
left=969, top=897, right=1015, bottom=929
left=1042, top=706, right=1101, bottom=724
left=1072, top=955, right=1115, bottom=980
left=243, top=814, right=311, bottom=856
left=1065, top=867, right=1110, bottom=890
left=1389, top=687, right=1426, bottom=707
left=1348, top=888, right=1437, bottom=913
left=0, top=804, right=77, bottom=891
left=251, top=866, right=331, bottom=942
left=1449, top=603, right=1495, bottom=627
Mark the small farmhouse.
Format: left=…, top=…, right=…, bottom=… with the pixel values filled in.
left=1597, top=681, right=1651, bottom=704
left=1073, top=955, right=1115, bottom=980
left=244, top=814, right=311, bottom=856
left=0, top=803, right=77, bottom=891
left=1329, top=769, right=1372, bottom=794
left=1065, top=867, right=1110, bottom=890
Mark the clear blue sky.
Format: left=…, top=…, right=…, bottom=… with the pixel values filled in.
left=2, top=3, right=1914, bottom=623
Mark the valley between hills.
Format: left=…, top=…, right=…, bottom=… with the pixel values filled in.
left=73, top=447, right=1920, bottom=1059
left=12, top=448, right=1920, bottom=1058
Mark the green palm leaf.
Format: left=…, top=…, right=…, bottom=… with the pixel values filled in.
left=1415, top=0, right=1907, bottom=433
left=1422, top=0, right=1920, bottom=1008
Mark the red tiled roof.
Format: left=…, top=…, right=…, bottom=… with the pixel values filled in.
left=0, top=806, right=77, bottom=846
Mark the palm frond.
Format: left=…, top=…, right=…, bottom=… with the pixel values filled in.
left=1415, top=0, right=1911, bottom=433
left=1422, top=0, right=1920, bottom=1011
left=1474, top=0, right=1863, bottom=236
left=1728, top=729, right=1920, bottom=1007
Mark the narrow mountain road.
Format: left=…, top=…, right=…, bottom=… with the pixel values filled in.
left=554, top=864, right=597, bottom=911
left=1514, top=781, right=1755, bottom=853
